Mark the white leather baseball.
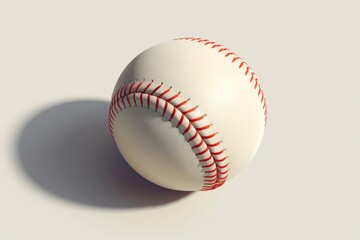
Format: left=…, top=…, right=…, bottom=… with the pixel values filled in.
left=108, top=37, right=267, bottom=191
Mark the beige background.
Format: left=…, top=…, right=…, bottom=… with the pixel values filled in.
left=0, top=0, right=359, bottom=239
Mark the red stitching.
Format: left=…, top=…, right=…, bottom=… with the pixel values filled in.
left=126, top=94, right=131, bottom=107
left=158, top=86, right=171, bottom=98
left=239, top=61, right=246, bottom=68
left=116, top=97, right=122, bottom=111
left=191, top=37, right=201, bottom=41
left=218, top=48, right=229, bottom=52
left=199, top=155, right=212, bottom=162
left=204, top=179, right=217, bottom=183
left=169, top=107, right=176, bottom=121
left=198, top=39, right=208, bottom=43
left=150, top=82, right=163, bottom=95
left=147, top=94, right=150, bottom=109
left=208, top=141, right=221, bottom=147
left=215, top=156, right=228, bottom=162
left=117, top=91, right=123, bottom=107
left=135, top=81, right=143, bottom=92
left=175, top=37, right=268, bottom=125
left=124, top=82, right=129, bottom=96
left=196, top=147, right=209, bottom=156
left=167, top=92, right=180, bottom=102
left=254, top=79, right=258, bottom=89
left=187, top=131, right=198, bottom=142
left=162, top=101, right=168, bottom=116
left=108, top=114, right=114, bottom=124
left=204, top=173, right=217, bottom=177
left=250, top=72, right=255, bottom=82
left=175, top=98, right=190, bottom=108
left=189, top=114, right=206, bottom=122
left=204, top=41, right=215, bottom=45
left=205, top=168, right=217, bottom=174
left=218, top=169, right=229, bottom=175
left=119, top=83, right=126, bottom=97
left=143, top=80, right=153, bottom=93
left=232, top=57, right=240, bottom=62
left=202, top=133, right=217, bottom=139
left=133, top=92, right=137, bottom=107
left=183, top=121, right=192, bottom=134
left=140, top=93, right=144, bottom=106
left=211, top=149, right=225, bottom=155
left=225, top=52, right=235, bottom=57
left=192, top=139, right=204, bottom=149
left=121, top=95, right=126, bottom=109
left=183, top=106, right=198, bottom=115
left=211, top=44, right=222, bottom=48
left=109, top=80, right=230, bottom=190
left=196, top=124, right=211, bottom=131
left=129, top=81, right=136, bottom=93
left=217, top=163, right=229, bottom=169
left=110, top=103, right=116, bottom=117
left=155, top=97, right=160, bottom=112
left=177, top=114, right=184, bottom=127
left=202, top=161, right=215, bottom=168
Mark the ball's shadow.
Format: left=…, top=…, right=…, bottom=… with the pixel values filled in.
left=17, top=100, right=191, bottom=208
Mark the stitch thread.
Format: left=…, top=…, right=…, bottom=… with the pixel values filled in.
left=174, top=37, right=268, bottom=125
left=109, top=80, right=230, bottom=190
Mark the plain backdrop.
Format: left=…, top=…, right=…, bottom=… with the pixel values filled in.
left=0, top=0, right=359, bottom=239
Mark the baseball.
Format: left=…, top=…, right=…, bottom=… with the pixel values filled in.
left=108, top=37, right=267, bottom=191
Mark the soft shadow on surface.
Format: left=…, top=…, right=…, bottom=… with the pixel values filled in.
left=17, top=100, right=192, bottom=208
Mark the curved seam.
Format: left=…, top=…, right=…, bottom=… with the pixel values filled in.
left=109, top=80, right=229, bottom=191
left=174, top=37, right=268, bottom=125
